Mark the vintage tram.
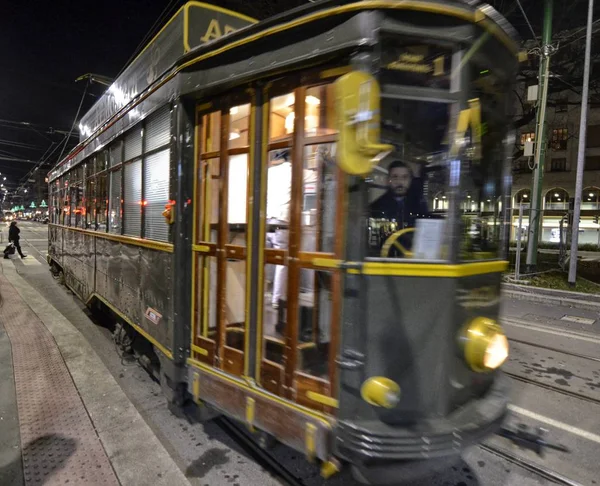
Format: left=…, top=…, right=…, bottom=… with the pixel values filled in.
left=47, top=1, right=519, bottom=482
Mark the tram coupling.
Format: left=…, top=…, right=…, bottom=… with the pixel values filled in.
left=497, top=425, right=570, bottom=456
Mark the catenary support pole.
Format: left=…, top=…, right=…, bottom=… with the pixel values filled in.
left=568, top=0, right=595, bottom=286
left=526, top=0, right=554, bottom=272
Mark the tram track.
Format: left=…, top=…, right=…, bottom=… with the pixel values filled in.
left=480, top=444, right=585, bottom=486
left=507, top=336, right=600, bottom=364
left=216, top=417, right=307, bottom=486
left=505, top=372, right=600, bottom=406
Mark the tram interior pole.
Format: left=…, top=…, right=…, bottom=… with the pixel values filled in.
left=525, top=0, right=554, bottom=273
left=568, top=0, right=595, bottom=286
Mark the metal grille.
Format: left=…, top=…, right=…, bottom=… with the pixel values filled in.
left=144, top=149, right=170, bottom=242
left=109, top=140, right=122, bottom=167
left=0, top=275, right=119, bottom=486
left=109, top=169, right=122, bottom=234
left=124, top=128, right=142, bottom=161
left=146, top=106, right=171, bottom=152
left=124, top=160, right=142, bottom=237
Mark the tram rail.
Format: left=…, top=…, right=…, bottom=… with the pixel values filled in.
left=479, top=444, right=585, bottom=486
left=507, top=337, right=600, bottom=364
left=216, top=417, right=307, bottom=486
left=505, top=372, right=600, bottom=406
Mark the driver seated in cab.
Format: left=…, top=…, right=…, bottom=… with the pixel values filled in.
left=370, top=160, right=428, bottom=255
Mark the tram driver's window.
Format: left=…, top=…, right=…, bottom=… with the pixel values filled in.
left=368, top=99, right=450, bottom=260
left=459, top=63, right=508, bottom=261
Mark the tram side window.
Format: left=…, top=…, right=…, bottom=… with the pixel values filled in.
left=198, top=111, right=222, bottom=244
left=60, top=175, right=69, bottom=226
left=52, top=180, right=60, bottom=224
left=228, top=104, right=249, bottom=149
left=305, top=84, right=337, bottom=137
left=270, top=93, right=295, bottom=141
left=368, top=99, right=451, bottom=260
left=109, top=141, right=123, bottom=168
left=109, top=169, right=122, bottom=234
left=96, top=172, right=108, bottom=232
left=70, top=167, right=84, bottom=228
left=143, top=149, right=170, bottom=242
left=123, top=160, right=142, bottom=237
left=121, top=124, right=144, bottom=238
left=85, top=164, right=96, bottom=230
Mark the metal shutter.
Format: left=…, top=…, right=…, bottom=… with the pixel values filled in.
left=143, top=149, right=170, bottom=242
left=123, top=160, right=142, bottom=237
left=146, top=106, right=171, bottom=152
left=109, top=169, right=121, bottom=234
left=124, top=128, right=142, bottom=161
left=109, top=141, right=123, bottom=167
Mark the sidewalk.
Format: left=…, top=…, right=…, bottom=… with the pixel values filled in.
left=0, top=259, right=190, bottom=486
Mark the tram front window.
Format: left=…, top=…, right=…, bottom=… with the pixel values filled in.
left=368, top=99, right=450, bottom=260
left=459, top=65, right=510, bottom=261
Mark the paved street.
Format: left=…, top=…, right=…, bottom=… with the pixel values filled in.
left=2, top=221, right=599, bottom=485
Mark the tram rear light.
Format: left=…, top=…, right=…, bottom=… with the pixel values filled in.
left=461, top=317, right=509, bottom=372
left=360, top=377, right=401, bottom=408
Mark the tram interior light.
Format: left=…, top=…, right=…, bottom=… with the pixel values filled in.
left=284, top=94, right=321, bottom=107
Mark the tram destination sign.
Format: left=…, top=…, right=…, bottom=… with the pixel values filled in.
left=380, top=39, right=452, bottom=90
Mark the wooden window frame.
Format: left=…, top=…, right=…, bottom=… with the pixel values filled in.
left=260, top=79, right=344, bottom=406
left=193, top=95, right=252, bottom=376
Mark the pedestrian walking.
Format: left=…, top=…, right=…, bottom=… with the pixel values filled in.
left=6, top=221, right=26, bottom=259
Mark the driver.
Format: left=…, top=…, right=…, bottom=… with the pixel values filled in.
left=370, top=160, right=428, bottom=228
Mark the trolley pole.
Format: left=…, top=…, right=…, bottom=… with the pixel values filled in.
left=568, top=0, right=595, bottom=286
left=526, top=0, right=554, bottom=273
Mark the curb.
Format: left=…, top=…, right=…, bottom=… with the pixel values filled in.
left=502, top=283, right=600, bottom=311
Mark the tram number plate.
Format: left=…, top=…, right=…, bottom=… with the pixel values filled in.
left=560, top=315, right=595, bottom=325
left=145, top=307, right=163, bottom=325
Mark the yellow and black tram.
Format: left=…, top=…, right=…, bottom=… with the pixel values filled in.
left=47, top=1, right=519, bottom=483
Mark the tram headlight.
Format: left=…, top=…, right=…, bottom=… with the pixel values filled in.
left=360, top=377, right=401, bottom=408
left=461, top=317, right=509, bottom=372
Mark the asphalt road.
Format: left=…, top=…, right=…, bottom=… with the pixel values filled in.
left=4, top=221, right=600, bottom=486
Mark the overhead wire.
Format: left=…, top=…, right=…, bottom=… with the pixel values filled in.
left=114, top=0, right=180, bottom=80
left=515, top=0, right=540, bottom=47
left=55, top=79, right=90, bottom=165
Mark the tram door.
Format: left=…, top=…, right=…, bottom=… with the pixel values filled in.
left=259, top=82, right=343, bottom=411
left=191, top=97, right=252, bottom=377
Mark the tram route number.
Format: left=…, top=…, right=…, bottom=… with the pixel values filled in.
left=145, top=307, right=163, bottom=325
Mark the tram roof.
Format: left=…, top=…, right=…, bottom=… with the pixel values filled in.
left=50, top=0, right=518, bottom=181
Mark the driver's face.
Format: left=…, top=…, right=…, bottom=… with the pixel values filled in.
left=389, top=167, right=411, bottom=196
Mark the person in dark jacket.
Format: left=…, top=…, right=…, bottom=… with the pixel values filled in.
left=370, top=160, right=429, bottom=228
left=7, top=221, right=26, bottom=258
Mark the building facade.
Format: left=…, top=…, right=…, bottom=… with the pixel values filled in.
left=512, top=88, right=600, bottom=244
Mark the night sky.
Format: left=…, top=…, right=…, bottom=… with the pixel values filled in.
left=0, top=0, right=596, bottom=202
